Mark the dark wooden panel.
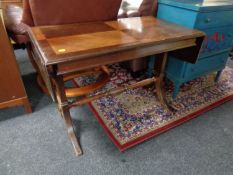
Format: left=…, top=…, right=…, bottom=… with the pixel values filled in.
left=57, top=39, right=197, bottom=75
left=0, top=14, right=26, bottom=103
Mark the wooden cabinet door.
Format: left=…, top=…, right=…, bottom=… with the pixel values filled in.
left=0, top=14, right=31, bottom=112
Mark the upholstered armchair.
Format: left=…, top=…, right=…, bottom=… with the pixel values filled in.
left=5, top=0, right=122, bottom=95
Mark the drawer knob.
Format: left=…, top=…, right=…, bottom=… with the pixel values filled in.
left=204, top=18, right=211, bottom=23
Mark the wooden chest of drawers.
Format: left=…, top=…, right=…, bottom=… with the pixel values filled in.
left=158, top=0, right=233, bottom=98
left=0, top=11, right=31, bottom=113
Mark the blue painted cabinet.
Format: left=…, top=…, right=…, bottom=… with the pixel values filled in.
left=157, top=0, right=233, bottom=98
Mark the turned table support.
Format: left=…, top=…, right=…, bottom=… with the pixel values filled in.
left=154, top=52, right=171, bottom=111
left=52, top=53, right=171, bottom=156
left=53, top=74, right=83, bottom=156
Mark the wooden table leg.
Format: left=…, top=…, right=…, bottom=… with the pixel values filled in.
left=154, top=52, right=173, bottom=111
left=54, top=75, right=83, bottom=156
left=23, top=97, right=32, bottom=113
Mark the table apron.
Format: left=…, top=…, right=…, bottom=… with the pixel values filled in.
left=57, top=38, right=197, bottom=75
left=30, top=43, right=56, bottom=101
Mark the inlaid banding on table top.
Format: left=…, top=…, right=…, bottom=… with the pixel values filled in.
left=106, top=17, right=202, bottom=35
left=47, top=30, right=137, bottom=55
left=105, top=16, right=158, bottom=31
left=39, top=23, right=115, bottom=39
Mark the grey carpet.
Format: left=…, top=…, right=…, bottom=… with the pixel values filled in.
left=0, top=50, right=233, bottom=175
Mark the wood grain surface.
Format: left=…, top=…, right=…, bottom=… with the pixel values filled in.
left=0, top=12, right=31, bottom=113
left=28, top=16, right=205, bottom=65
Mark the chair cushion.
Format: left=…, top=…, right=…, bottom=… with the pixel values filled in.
left=29, top=0, right=122, bottom=26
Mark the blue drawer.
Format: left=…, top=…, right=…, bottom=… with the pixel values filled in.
left=165, top=56, right=186, bottom=81
left=158, top=4, right=198, bottom=28
left=199, top=26, right=233, bottom=58
left=158, top=1, right=233, bottom=29
left=196, top=10, right=233, bottom=29
left=183, top=52, right=229, bottom=80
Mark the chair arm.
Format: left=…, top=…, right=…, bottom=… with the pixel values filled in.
left=4, top=4, right=30, bottom=44
left=4, top=4, right=23, bottom=28
left=4, top=4, right=30, bottom=35
left=7, top=22, right=30, bottom=35
left=4, top=4, right=29, bottom=35
left=4, top=5, right=30, bottom=45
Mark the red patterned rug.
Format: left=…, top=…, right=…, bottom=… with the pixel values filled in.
left=74, top=65, right=233, bottom=151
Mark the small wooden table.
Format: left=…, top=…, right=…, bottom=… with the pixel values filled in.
left=27, top=16, right=205, bottom=156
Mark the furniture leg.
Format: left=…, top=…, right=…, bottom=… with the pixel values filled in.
left=146, top=56, right=156, bottom=78
left=27, top=45, right=49, bottom=94
left=172, top=82, right=181, bottom=99
left=215, top=70, right=223, bottom=82
left=154, top=52, right=171, bottom=111
left=36, top=74, right=49, bottom=94
left=22, top=97, right=32, bottom=113
left=26, top=46, right=40, bottom=72
left=53, top=75, right=83, bottom=156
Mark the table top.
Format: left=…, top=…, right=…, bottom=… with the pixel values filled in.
left=28, top=16, right=204, bottom=66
